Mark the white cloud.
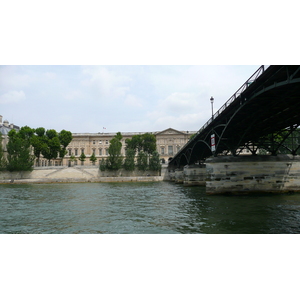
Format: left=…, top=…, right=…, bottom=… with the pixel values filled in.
left=81, top=66, right=132, bottom=100
left=0, top=66, right=31, bottom=90
left=124, top=94, right=143, bottom=108
left=44, top=72, right=56, bottom=79
left=159, top=92, right=202, bottom=114
left=0, top=90, right=26, bottom=104
left=63, top=90, right=83, bottom=100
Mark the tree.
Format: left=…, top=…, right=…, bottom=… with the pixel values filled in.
left=69, top=154, right=77, bottom=166
left=0, top=133, right=6, bottom=171
left=125, top=132, right=159, bottom=172
left=141, top=133, right=156, bottom=155
left=79, top=152, right=86, bottom=165
left=123, top=148, right=135, bottom=171
left=107, top=132, right=123, bottom=170
left=41, top=129, right=61, bottom=164
left=99, top=158, right=107, bottom=171
left=137, top=151, right=148, bottom=171
left=59, top=130, right=73, bottom=161
left=125, top=135, right=142, bottom=153
left=90, top=152, right=97, bottom=165
left=6, top=128, right=35, bottom=172
left=31, top=127, right=46, bottom=166
left=125, top=133, right=156, bottom=155
left=149, top=151, right=162, bottom=171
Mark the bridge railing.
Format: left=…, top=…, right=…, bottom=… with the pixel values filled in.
left=191, top=65, right=271, bottom=142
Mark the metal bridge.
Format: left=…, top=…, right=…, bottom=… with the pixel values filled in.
left=168, top=65, right=300, bottom=169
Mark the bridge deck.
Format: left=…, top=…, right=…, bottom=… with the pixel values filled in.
left=169, top=65, right=300, bottom=169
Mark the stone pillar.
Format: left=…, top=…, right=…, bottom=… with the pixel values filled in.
left=183, top=164, right=207, bottom=186
left=206, top=155, right=300, bottom=194
left=174, top=169, right=184, bottom=183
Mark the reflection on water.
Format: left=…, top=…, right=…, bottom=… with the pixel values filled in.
left=1, top=182, right=300, bottom=233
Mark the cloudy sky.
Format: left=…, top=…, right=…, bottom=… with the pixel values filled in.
left=1, top=2, right=296, bottom=135
left=0, top=65, right=260, bottom=133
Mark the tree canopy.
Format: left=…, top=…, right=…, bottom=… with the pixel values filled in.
left=6, top=128, right=35, bottom=172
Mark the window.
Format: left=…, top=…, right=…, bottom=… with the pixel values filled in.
left=105, top=140, right=109, bottom=145
left=168, top=146, right=173, bottom=155
left=92, top=149, right=96, bottom=155
left=161, top=147, right=165, bottom=155
left=81, top=148, right=85, bottom=155
left=105, top=148, right=109, bottom=155
left=68, top=149, right=72, bottom=156
left=93, top=140, right=96, bottom=145
left=75, top=149, right=78, bottom=156
left=99, top=148, right=102, bottom=155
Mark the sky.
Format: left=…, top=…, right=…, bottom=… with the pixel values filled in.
left=0, top=65, right=261, bottom=133
left=1, top=1, right=299, bottom=298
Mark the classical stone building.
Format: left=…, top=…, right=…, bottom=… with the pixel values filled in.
left=62, top=128, right=197, bottom=166
left=0, top=115, right=20, bottom=154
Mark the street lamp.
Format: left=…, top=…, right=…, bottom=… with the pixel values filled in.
left=210, top=96, right=214, bottom=119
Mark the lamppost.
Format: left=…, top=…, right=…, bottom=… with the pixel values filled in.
left=210, top=96, right=214, bottom=119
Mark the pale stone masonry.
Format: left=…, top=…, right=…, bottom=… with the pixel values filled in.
left=60, top=128, right=196, bottom=167
left=0, top=114, right=196, bottom=167
left=0, top=115, right=20, bottom=153
left=205, top=155, right=300, bottom=194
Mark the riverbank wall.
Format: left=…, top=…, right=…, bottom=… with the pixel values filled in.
left=0, top=165, right=170, bottom=184
left=206, top=155, right=300, bottom=194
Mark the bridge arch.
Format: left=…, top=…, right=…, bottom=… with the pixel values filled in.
left=168, top=65, right=300, bottom=169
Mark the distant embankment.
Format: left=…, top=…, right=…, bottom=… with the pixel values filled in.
left=0, top=165, right=170, bottom=184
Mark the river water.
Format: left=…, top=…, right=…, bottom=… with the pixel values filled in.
left=1, top=181, right=300, bottom=234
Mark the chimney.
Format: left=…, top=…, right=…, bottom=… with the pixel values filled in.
left=0, top=115, right=2, bottom=124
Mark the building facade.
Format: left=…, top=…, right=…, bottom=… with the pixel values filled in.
left=0, top=114, right=196, bottom=167
left=62, top=128, right=197, bottom=167
left=0, top=115, right=20, bottom=154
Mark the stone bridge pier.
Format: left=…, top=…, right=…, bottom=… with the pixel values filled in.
left=206, top=155, right=300, bottom=194
left=168, top=155, right=300, bottom=194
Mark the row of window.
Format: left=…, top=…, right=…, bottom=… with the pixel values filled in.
left=92, top=140, right=110, bottom=145
left=160, top=145, right=181, bottom=155
left=68, top=148, right=109, bottom=156
left=67, top=145, right=181, bottom=156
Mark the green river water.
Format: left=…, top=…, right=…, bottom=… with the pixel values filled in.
left=1, top=181, right=300, bottom=234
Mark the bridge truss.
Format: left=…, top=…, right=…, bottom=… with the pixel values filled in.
left=168, top=65, right=300, bottom=169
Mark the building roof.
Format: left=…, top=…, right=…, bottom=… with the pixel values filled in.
left=0, top=124, right=20, bottom=135
left=71, top=128, right=197, bottom=137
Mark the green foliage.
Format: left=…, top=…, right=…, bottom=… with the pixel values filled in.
left=189, top=133, right=197, bottom=140
left=125, top=133, right=159, bottom=172
left=0, top=133, right=6, bottom=171
left=141, top=133, right=156, bottom=154
left=123, top=148, right=135, bottom=171
left=59, top=130, right=73, bottom=159
left=149, top=151, right=162, bottom=171
left=125, top=135, right=143, bottom=153
left=79, top=152, right=86, bottom=162
left=99, top=158, right=107, bottom=171
left=125, top=133, right=156, bottom=155
left=107, top=132, right=123, bottom=170
left=31, top=127, right=47, bottom=166
left=6, top=128, right=34, bottom=172
left=137, top=151, right=148, bottom=171
left=90, top=152, right=97, bottom=165
left=30, top=127, right=72, bottom=164
left=41, top=130, right=61, bottom=162
left=69, top=154, right=77, bottom=162
left=257, top=128, right=300, bottom=155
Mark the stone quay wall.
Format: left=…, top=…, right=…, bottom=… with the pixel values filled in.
left=206, top=155, right=300, bottom=194
left=0, top=165, right=170, bottom=184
